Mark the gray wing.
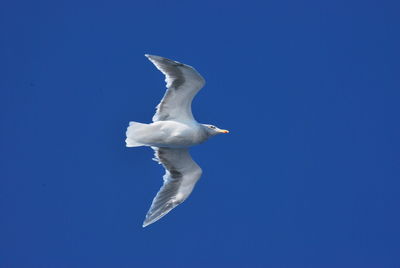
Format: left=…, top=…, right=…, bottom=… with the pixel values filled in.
left=143, top=147, right=203, bottom=227
left=145, top=54, right=206, bottom=123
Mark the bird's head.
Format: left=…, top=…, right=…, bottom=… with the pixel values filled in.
left=202, top=124, right=229, bottom=137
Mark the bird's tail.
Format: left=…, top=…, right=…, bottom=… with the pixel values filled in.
left=125, top=121, right=147, bottom=147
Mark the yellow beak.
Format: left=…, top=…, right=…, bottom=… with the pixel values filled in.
left=219, top=129, right=229, bottom=134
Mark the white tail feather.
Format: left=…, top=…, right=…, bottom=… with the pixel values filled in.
left=125, top=121, right=147, bottom=147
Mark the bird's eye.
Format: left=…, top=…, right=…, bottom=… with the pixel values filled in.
left=210, top=126, right=216, bottom=129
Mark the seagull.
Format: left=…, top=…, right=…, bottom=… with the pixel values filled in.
left=126, top=54, right=229, bottom=227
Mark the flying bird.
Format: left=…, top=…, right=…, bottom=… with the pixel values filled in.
left=126, top=54, right=229, bottom=227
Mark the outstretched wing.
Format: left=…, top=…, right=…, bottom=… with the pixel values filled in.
left=143, top=147, right=203, bottom=227
left=145, top=54, right=205, bottom=123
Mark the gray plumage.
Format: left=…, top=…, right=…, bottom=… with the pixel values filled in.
left=125, top=55, right=229, bottom=227
left=143, top=147, right=202, bottom=227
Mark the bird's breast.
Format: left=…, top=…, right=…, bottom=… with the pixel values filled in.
left=155, top=121, right=206, bottom=148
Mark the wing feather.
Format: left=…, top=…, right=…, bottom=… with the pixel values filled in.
left=145, top=54, right=205, bottom=123
left=143, top=147, right=202, bottom=227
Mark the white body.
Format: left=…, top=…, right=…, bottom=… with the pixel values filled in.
left=125, top=55, right=227, bottom=227
left=126, top=120, right=208, bottom=148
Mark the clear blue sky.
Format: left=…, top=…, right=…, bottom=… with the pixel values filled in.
left=1, top=0, right=399, bottom=267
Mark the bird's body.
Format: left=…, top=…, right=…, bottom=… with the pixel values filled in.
left=126, top=54, right=228, bottom=227
left=126, top=120, right=208, bottom=148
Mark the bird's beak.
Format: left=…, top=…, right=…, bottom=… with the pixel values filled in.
left=219, top=129, right=229, bottom=134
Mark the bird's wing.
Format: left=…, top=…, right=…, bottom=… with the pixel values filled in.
left=143, top=147, right=203, bottom=227
left=145, top=54, right=205, bottom=123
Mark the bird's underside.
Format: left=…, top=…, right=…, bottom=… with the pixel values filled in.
left=127, top=54, right=206, bottom=227
left=126, top=120, right=208, bottom=149
left=143, top=147, right=202, bottom=227
left=126, top=54, right=228, bottom=227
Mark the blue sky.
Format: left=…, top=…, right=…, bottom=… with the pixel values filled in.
left=1, top=0, right=400, bottom=267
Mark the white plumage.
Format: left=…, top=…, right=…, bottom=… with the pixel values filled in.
left=125, top=54, right=229, bottom=227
